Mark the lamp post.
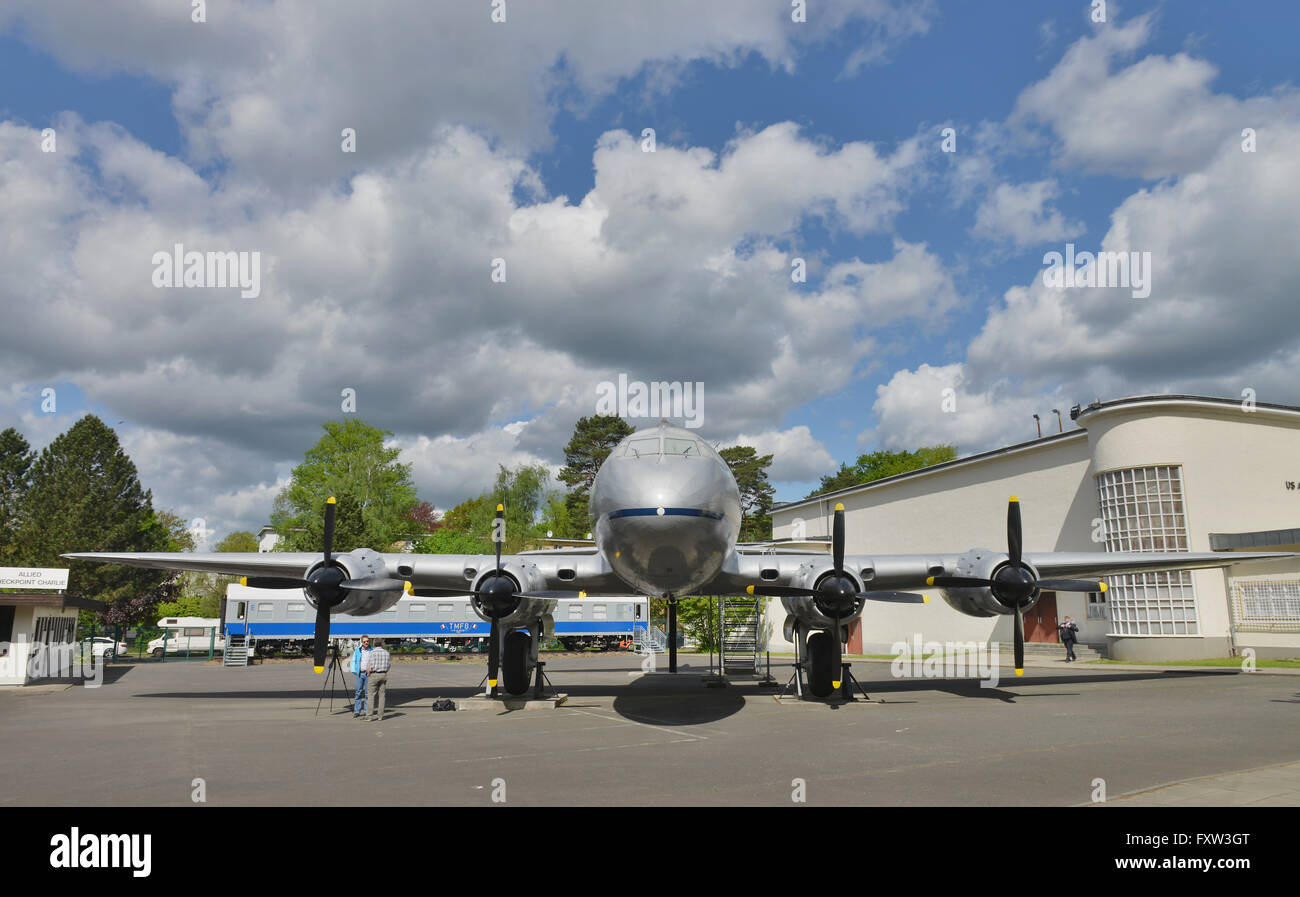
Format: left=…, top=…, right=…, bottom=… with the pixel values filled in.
left=1032, top=413, right=1041, bottom=439
left=1051, top=408, right=1063, bottom=433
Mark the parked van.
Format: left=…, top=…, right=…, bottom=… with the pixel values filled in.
left=148, top=617, right=225, bottom=657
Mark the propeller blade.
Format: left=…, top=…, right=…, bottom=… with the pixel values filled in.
left=1013, top=606, right=1024, bottom=676
left=1035, top=578, right=1107, bottom=594
left=832, top=503, right=845, bottom=575
left=746, top=584, right=817, bottom=598
left=861, top=591, right=929, bottom=604
left=240, top=576, right=309, bottom=589
left=494, top=503, right=504, bottom=574
left=312, top=601, right=331, bottom=672
left=323, top=496, right=337, bottom=566
left=338, top=576, right=412, bottom=593
left=487, top=616, right=500, bottom=693
left=1007, top=495, right=1022, bottom=567
left=516, top=590, right=586, bottom=600
left=830, top=614, right=843, bottom=693
left=926, top=575, right=993, bottom=589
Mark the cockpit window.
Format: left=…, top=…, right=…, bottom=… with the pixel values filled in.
left=663, top=437, right=699, bottom=456
left=625, top=437, right=660, bottom=457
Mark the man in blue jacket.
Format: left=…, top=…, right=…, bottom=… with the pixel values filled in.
left=350, top=635, right=372, bottom=718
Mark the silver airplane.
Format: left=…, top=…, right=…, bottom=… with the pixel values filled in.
left=65, top=420, right=1292, bottom=699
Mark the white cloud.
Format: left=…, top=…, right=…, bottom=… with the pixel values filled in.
left=727, top=426, right=837, bottom=484
left=971, top=180, right=1083, bottom=248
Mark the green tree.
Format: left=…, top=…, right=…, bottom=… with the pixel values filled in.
left=808, top=445, right=958, bottom=498
left=215, top=530, right=259, bottom=553
left=557, top=414, right=635, bottom=537
left=270, top=419, right=418, bottom=552
left=719, top=445, right=775, bottom=542
left=422, top=465, right=556, bottom=553
left=414, top=527, right=492, bottom=555
left=0, top=427, right=35, bottom=565
left=16, top=415, right=174, bottom=620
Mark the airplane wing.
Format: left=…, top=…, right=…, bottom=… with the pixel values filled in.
left=61, top=548, right=631, bottom=595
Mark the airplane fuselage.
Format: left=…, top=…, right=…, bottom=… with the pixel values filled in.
left=589, top=422, right=742, bottom=596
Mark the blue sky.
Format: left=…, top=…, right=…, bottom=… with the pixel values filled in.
left=2, top=1, right=1299, bottom=538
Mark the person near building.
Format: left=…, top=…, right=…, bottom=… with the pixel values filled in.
left=1059, top=616, right=1080, bottom=662
left=365, top=638, right=392, bottom=721
left=350, top=635, right=371, bottom=718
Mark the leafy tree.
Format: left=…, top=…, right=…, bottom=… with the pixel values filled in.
left=414, top=527, right=492, bottom=555
left=16, top=415, right=173, bottom=620
left=406, top=501, right=442, bottom=533
left=808, top=445, right=958, bottom=498
left=154, top=510, right=197, bottom=552
left=719, top=445, right=775, bottom=542
left=270, top=420, right=418, bottom=552
left=215, top=531, right=259, bottom=553
left=0, top=427, right=35, bottom=565
left=422, top=465, right=556, bottom=553
left=557, top=414, right=635, bottom=537
left=441, top=496, right=489, bottom=534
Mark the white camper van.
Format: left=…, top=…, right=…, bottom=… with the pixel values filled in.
left=147, top=617, right=225, bottom=657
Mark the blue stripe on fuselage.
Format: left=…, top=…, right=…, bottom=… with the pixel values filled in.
left=606, top=507, right=723, bottom=520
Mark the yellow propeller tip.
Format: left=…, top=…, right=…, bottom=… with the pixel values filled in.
left=239, top=576, right=247, bottom=587
left=403, top=581, right=412, bottom=592
left=746, top=585, right=755, bottom=594
left=488, top=679, right=497, bottom=688
left=578, top=591, right=586, bottom=598
left=925, top=576, right=935, bottom=586
left=832, top=681, right=841, bottom=689
left=326, top=496, right=336, bottom=504
left=496, top=503, right=504, bottom=512
left=1099, top=581, right=1107, bottom=592
left=1009, top=495, right=1019, bottom=503
left=923, top=595, right=930, bottom=603
left=834, top=503, right=844, bottom=512
left=313, top=666, right=324, bottom=674
left=1014, top=668, right=1024, bottom=676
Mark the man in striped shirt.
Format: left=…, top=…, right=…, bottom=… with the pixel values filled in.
left=364, top=639, right=392, bottom=721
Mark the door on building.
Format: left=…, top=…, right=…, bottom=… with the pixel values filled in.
left=1024, top=591, right=1059, bottom=643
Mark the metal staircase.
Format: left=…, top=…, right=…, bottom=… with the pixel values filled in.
left=634, top=625, right=667, bottom=654
left=719, top=597, right=763, bottom=676
left=223, top=633, right=249, bottom=667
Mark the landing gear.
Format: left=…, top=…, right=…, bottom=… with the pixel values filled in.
left=667, top=595, right=677, bottom=673
left=806, top=631, right=836, bottom=698
left=502, top=630, right=531, bottom=696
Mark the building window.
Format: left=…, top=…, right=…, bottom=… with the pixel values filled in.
left=1096, top=465, right=1199, bottom=636
left=1231, top=580, right=1300, bottom=633
left=1086, top=591, right=1108, bottom=620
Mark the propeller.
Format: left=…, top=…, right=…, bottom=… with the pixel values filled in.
left=238, top=496, right=411, bottom=673
left=406, top=504, right=584, bottom=694
left=746, top=503, right=929, bottom=694
left=925, top=496, right=1107, bottom=676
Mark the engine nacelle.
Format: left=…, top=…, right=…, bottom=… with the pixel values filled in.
left=779, top=564, right=865, bottom=633
left=939, top=548, right=1043, bottom=618
left=302, top=548, right=405, bottom=616
left=469, top=560, right=554, bottom=628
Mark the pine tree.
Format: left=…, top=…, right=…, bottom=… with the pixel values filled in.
left=719, top=445, right=775, bottom=542
left=557, top=414, right=635, bottom=536
left=0, top=427, right=35, bottom=564
left=17, top=415, right=174, bottom=616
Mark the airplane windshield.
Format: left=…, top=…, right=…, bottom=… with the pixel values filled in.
left=663, top=438, right=699, bottom=456
left=625, top=437, right=661, bottom=457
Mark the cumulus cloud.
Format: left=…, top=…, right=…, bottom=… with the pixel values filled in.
left=726, top=426, right=837, bottom=484
left=971, top=180, right=1083, bottom=248
left=870, top=19, right=1300, bottom=455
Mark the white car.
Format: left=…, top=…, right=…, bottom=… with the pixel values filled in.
left=81, top=637, right=128, bottom=661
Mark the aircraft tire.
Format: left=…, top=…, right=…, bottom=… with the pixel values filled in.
left=806, top=631, right=835, bottom=698
left=503, top=630, right=531, bottom=695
